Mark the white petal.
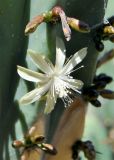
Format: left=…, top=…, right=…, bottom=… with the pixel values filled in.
left=44, top=57, right=54, bottom=71
left=44, top=92, right=56, bottom=114
left=62, top=77, right=84, bottom=90
left=44, top=84, right=57, bottom=114
left=17, top=66, right=46, bottom=82
left=55, top=37, right=66, bottom=70
left=61, top=48, right=87, bottom=75
left=19, top=88, right=42, bottom=105
left=66, top=81, right=83, bottom=93
left=19, top=82, right=51, bottom=105
left=28, top=49, right=53, bottom=74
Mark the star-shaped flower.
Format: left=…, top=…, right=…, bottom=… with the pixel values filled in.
left=17, top=38, right=87, bottom=113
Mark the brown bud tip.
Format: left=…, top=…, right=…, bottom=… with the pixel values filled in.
left=100, top=89, right=114, bottom=99
left=42, top=143, right=57, bottom=155
left=12, top=140, right=24, bottom=148
left=52, top=6, right=63, bottom=17
left=25, top=15, right=44, bottom=35
left=67, top=17, right=90, bottom=33
left=33, top=135, right=45, bottom=143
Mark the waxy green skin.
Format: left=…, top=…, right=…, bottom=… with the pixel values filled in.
left=0, top=0, right=112, bottom=160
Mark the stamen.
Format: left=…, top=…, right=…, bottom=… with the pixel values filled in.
left=64, top=55, right=73, bottom=65
left=61, top=89, right=79, bottom=107
left=66, top=65, right=84, bottom=75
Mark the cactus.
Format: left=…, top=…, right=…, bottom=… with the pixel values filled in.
left=0, top=0, right=114, bottom=160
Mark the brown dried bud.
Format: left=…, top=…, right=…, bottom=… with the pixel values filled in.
left=25, top=15, right=44, bottom=35
left=31, top=135, right=45, bottom=143
left=51, top=6, right=63, bottom=17
left=52, top=6, right=71, bottom=41
left=12, top=140, right=24, bottom=148
left=67, top=17, right=90, bottom=33
left=100, top=89, right=114, bottom=99
left=60, top=11, right=71, bottom=41
left=38, top=143, right=57, bottom=155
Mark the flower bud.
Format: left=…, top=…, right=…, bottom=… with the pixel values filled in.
left=67, top=17, right=90, bottom=33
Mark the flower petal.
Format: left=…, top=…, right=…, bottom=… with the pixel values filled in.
left=61, top=47, right=87, bottom=75
left=55, top=37, right=66, bottom=70
left=63, top=77, right=84, bottom=90
left=17, top=66, right=46, bottom=82
left=66, top=81, right=82, bottom=94
left=44, top=57, right=54, bottom=71
left=59, top=76, right=83, bottom=93
left=44, top=84, right=57, bottom=114
left=44, top=93, right=56, bottom=114
left=28, top=49, right=53, bottom=74
left=19, top=81, right=51, bottom=105
left=19, top=88, right=42, bottom=105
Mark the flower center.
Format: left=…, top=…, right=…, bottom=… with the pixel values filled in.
left=53, top=77, right=74, bottom=107
left=54, top=77, right=68, bottom=97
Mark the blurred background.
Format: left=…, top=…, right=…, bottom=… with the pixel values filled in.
left=83, top=0, right=114, bottom=159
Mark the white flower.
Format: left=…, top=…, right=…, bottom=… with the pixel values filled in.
left=17, top=38, right=87, bottom=114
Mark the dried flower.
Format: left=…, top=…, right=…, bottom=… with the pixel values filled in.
left=12, top=135, right=57, bottom=160
left=67, top=17, right=90, bottom=33
left=25, top=6, right=90, bottom=41
left=17, top=38, right=87, bottom=113
left=51, top=6, right=71, bottom=41
left=25, top=15, right=44, bottom=35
